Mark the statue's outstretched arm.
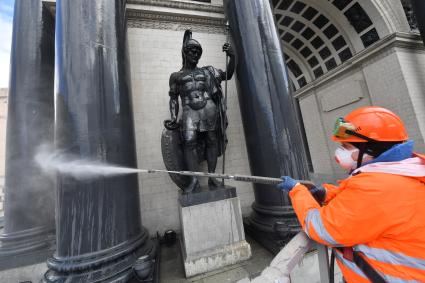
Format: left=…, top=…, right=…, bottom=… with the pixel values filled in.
left=222, top=43, right=235, bottom=80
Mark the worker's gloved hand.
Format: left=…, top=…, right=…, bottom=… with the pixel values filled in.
left=277, top=176, right=298, bottom=192
left=309, top=186, right=326, bottom=203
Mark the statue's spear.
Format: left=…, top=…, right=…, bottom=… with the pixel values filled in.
left=224, top=22, right=230, bottom=112
left=137, top=168, right=315, bottom=188
left=221, top=22, right=230, bottom=184
left=135, top=168, right=323, bottom=199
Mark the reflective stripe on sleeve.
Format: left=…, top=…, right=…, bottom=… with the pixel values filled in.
left=334, top=250, right=420, bottom=283
left=382, top=276, right=421, bottom=283
left=334, top=249, right=368, bottom=279
left=304, top=209, right=340, bottom=246
left=354, top=245, right=425, bottom=271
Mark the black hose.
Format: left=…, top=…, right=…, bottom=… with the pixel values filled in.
left=330, top=249, right=335, bottom=283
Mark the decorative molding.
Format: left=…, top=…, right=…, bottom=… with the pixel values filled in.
left=42, top=0, right=224, bottom=14
left=126, top=0, right=226, bottom=33
left=127, top=0, right=223, bottom=14
left=43, top=0, right=226, bottom=33
left=372, top=0, right=411, bottom=33
left=127, top=18, right=226, bottom=34
left=126, top=8, right=225, bottom=27
left=294, top=32, right=424, bottom=99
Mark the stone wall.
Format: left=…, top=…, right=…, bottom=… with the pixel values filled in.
left=396, top=48, right=425, bottom=147
left=128, top=27, right=255, bottom=235
left=297, top=33, right=425, bottom=177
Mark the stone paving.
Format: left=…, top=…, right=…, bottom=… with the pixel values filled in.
left=159, top=235, right=274, bottom=283
left=159, top=235, right=344, bottom=283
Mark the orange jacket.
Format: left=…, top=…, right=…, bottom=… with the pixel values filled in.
left=289, top=154, right=425, bottom=282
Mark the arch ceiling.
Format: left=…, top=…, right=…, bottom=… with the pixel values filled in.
left=272, top=0, right=407, bottom=90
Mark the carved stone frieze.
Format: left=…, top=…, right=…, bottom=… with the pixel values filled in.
left=43, top=0, right=226, bottom=33
left=127, top=0, right=223, bottom=14
left=127, top=18, right=226, bottom=34
left=127, top=9, right=225, bottom=26
left=126, top=2, right=226, bottom=34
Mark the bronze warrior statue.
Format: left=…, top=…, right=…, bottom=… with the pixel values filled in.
left=162, top=30, right=235, bottom=193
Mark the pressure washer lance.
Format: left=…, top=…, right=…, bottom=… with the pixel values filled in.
left=137, top=168, right=322, bottom=195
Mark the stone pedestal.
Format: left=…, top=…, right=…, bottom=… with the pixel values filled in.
left=179, top=186, right=251, bottom=277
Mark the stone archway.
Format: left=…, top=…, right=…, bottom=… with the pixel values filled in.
left=272, top=0, right=410, bottom=90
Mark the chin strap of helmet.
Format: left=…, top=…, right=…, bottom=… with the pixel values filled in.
left=355, top=143, right=366, bottom=169
left=352, top=141, right=403, bottom=169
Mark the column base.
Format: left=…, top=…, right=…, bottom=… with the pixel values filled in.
left=243, top=203, right=301, bottom=254
left=42, top=228, right=157, bottom=283
left=0, top=225, right=55, bottom=270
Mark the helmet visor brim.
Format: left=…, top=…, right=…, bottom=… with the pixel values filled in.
left=332, top=117, right=380, bottom=143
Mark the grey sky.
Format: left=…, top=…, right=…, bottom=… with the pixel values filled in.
left=0, top=0, right=14, bottom=88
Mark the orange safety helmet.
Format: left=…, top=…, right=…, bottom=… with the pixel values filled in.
left=332, top=106, right=408, bottom=143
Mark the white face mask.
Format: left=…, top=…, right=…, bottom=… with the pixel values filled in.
left=334, top=146, right=373, bottom=172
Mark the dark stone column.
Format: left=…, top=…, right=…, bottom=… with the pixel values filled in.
left=411, top=0, right=425, bottom=46
left=0, top=0, right=55, bottom=269
left=43, top=0, right=155, bottom=282
left=224, top=0, right=310, bottom=252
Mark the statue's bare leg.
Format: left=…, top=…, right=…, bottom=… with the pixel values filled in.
left=183, top=130, right=200, bottom=193
left=206, top=131, right=221, bottom=188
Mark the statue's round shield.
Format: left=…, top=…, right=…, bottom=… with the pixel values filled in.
left=161, top=128, right=191, bottom=190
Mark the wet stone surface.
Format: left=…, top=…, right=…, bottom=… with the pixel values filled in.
left=159, top=235, right=273, bottom=283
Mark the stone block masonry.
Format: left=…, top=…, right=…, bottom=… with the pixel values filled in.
left=297, top=34, right=425, bottom=177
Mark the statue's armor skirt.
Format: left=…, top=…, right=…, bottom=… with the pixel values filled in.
left=182, top=99, right=217, bottom=132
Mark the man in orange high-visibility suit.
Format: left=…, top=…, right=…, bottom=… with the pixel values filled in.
left=277, top=106, right=425, bottom=282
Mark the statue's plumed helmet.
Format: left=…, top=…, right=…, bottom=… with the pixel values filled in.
left=184, top=38, right=203, bottom=54
left=181, top=30, right=202, bottom=66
